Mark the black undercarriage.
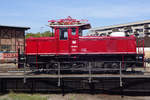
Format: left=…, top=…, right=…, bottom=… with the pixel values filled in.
left=18, top=54, right=143, bottom=73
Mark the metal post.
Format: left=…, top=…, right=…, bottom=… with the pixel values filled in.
left=89, top=62, right=92, bottom=83
left=58, top=62, right=61, bottom=87
left=88, top=62, right=95, bottom=94
left=57, top=62, right=65, bottom=96
left=120, top=61, right=124, bottom=98
left=120, top=61, right=122, bottom=87
left=23, top=56, right=26, bottom=84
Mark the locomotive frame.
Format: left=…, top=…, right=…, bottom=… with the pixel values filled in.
left=18, top=17, right=144, bottom=72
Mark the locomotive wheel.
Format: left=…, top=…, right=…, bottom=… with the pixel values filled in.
left=45, top=63, right=58, bottom=74
left=103, top=62, right=120, bottom=73
left=103, top=63, right=112, bottom=73
left=111, top=63, right=120, bottom=69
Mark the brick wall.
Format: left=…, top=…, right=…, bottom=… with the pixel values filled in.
left=0, top=27, right=25, bottom=53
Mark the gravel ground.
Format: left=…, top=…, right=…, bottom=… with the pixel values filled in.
left=45, top=94, right=150, bottom=100
left=0, top=93, right=150, bottom=100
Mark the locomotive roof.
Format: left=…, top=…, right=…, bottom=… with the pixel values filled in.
left=48, top=16, right=91, bottom=30
left=49, top=23, right=91, bottom=30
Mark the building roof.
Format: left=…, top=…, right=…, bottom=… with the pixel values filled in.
left=90, top=19, right=150, bottom=31
left=0, top=24, right=30, bottom=30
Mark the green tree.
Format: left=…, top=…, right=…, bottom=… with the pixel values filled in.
left=26, top=31, right=53, bottom=38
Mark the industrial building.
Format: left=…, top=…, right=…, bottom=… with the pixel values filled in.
left=0, top=25, right=30, bottom=60
left=89, top=19, right=150, bottom=37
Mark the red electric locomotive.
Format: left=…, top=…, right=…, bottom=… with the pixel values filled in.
left=22, top=16, right=143, bottom=71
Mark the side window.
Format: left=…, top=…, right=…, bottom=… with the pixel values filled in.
left=79, top=29, right=82, bottom=36
left=59, top=28, right=68, bottom=40
left=71, top=28, right=76, bottom=35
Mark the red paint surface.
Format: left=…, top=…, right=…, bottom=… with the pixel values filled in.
left=78, top=36, right=136, bottom=54
left=25, top=35, right=136, bottom=55
left=26, top=37, right=56, bottom=54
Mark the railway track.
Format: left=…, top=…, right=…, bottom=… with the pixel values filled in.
left=0, top=65, right=150, bottom=95
left=0, top=68, right=148, bottom=78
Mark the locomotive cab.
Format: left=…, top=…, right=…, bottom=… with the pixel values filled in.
left=49, top=16, right=91, bottom=54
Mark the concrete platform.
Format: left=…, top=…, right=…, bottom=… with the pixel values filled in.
left=0, top=72, right=149, bottom=78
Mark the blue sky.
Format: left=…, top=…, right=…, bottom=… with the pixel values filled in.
left=0, top=0, right=150, bottom=33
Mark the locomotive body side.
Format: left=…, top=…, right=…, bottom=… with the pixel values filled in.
left=78, top=36, right=136, bottom=54
left=25, top=33, right=136, bottom=55
left=22, top=17, right=143, bottom=70
left=26, top=37, right=57, bottom=55
left=24, top=31, right=142, bottom=70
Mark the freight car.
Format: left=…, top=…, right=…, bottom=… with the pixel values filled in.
left=19, top=16, right=144, bottom=72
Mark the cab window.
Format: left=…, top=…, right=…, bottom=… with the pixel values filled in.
left=71, top=28, right=76, bottom=35
left=79, top=29, right=82, bottom=36
left=59, top=28, right=68, bottom=40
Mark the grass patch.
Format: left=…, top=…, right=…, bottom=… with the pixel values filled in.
left=0, top=98, right=9, bottom=100
left=0, top=92, right=48, bottom=100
